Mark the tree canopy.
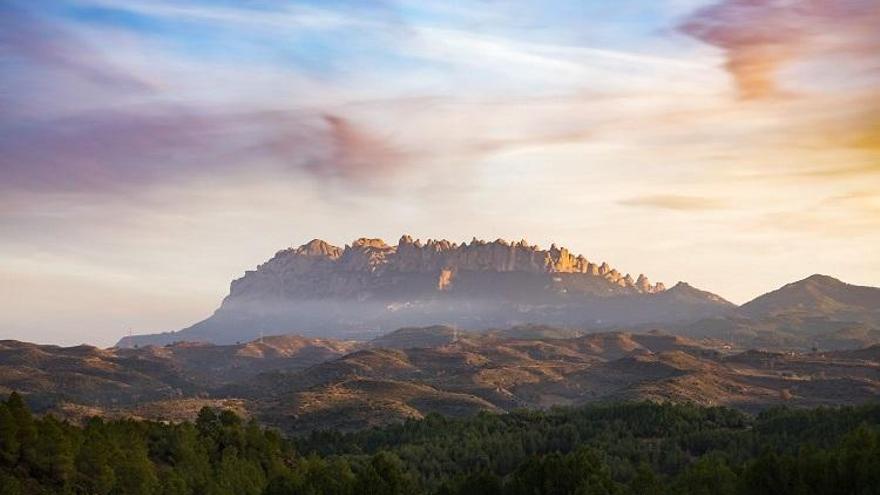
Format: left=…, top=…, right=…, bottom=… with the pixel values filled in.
left=1, top=393, right=879, bottom=494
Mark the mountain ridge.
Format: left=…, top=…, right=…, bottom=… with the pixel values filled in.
left=119, top=235, right=736, bottom=347
left=10, top=327, right=880, bottom=433
left=115, top=235, right=878, bottom=349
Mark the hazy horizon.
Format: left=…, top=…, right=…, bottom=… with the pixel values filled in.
left=2, top=0, right=879, bottom=347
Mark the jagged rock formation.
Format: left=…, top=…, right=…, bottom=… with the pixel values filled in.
left=119, top=236, right=732, bottom=346
left=227, top=236, right=664, bottom=303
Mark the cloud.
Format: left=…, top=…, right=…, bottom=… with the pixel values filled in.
left=5, top=109, right=226, bottom=188
left=678, top=0, right=880, bottom=184
left=4, top=0, right=880, bottom=346
left=73, top=0, right=388, bottom=32
left=0, top=2, right=151, bottom=92
left=679, top=0, right=880, bottom=99
left=757, top=205, right=880, bottom=238
left=827, top=189, right=880, bottom=208
left=0, top=0, right=727, bottom=200
left=312, top=115, right=409, bottom=180
left=619, top=194, right=726, bottom=211
left=0, top=108, right=409, bottom=193
left=790, top=163, right=880, bottom=179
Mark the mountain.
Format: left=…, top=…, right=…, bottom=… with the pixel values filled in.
left=119, top=235, right=733, bottom=346
left=656, top=275, right=880, bottom=351
left=740, top=274, right=880, bottom=322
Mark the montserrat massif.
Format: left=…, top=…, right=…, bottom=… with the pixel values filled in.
left=228, top=235, right=665, bottom=302
left=121, top=235, right=740, bottom=346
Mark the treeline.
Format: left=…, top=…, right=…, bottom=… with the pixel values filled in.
left=1, top=393, right=880, bottom=494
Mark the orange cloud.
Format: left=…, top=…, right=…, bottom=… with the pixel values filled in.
left=849, top=114, right=880, bottom=152
left=812, top=91, right=880, bottom=162
left=618, top=194, right=725, bottom=211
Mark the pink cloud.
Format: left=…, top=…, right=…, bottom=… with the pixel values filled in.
left=0, top=3, right=411, bottom=195
left=0, top=108, right=409, bottom=193
left=318, top=114, right=408, bottom=180
left=679, top=0, right=880, bottom=99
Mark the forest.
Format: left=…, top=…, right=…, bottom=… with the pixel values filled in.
left=2, top=392, right=880, bottom=494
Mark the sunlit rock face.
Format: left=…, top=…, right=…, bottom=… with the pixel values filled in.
left=119, top=236, right=733, bottom=347
left=228, top=235, right=664, bottom=302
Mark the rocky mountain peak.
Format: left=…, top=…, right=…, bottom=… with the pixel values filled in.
left=295, top=239, right=342, bottom=259
left=259, top=235, right=668, bottom=294
left=351, top=237, right=390, bottom=249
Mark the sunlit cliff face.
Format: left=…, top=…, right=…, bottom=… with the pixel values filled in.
left=1, top=0, right=878, bottom=346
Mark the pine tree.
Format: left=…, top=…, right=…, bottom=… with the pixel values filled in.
left=33, top=415, right=75, bottom=488
left=75, top=427, right=116, bottom=495
left=112, top=440, right=159, bottom=495
left=4, top=393, right=36, bottom=467
left=0, top=403, right=20, bottom=466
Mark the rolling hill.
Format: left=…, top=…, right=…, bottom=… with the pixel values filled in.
left=9, top=324, right=878, bottom=433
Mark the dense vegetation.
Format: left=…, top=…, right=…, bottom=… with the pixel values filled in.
left=2, top=393, right=880, bottom=494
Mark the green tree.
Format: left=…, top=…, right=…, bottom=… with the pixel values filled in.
left=75, top=427, right=116, bottom=495
left=5, top=393, right=36, bottom=467
left=158, top=470, right=189, bottom=495
left=0, top=472, right=23, bottom=495
left=210, top=447, right=265, bottom=495
left=33, top=415, right=75, bottom=488
left=196, top=407, right=222, bottom=441
left=355, top=452, right=418, bottom=495
left=449, top=470, right=502, bottom=495
left=628, top=462, right=664, bottom=495
left=163, top=423, right=212, bottom=492
left=840, top=426, right=880, bottom=492
left=508, top=447, right=620, bottom=495
left=112, top=441, right=159, bottom=495
left=672, top=455, right=737, bottom=495
left=0, top=403, right=20, bottom=466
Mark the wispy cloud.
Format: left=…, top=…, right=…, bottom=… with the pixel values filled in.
left=791, top=163, right=880, bottom=179
left=619, top=194, right=726, bottom=211
left=69, top=0, right=386, bottom=31
left=0, top=2, right=152, bottom=92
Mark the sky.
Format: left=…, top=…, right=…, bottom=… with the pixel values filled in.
left=1, top=0, right=878, bottom=346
